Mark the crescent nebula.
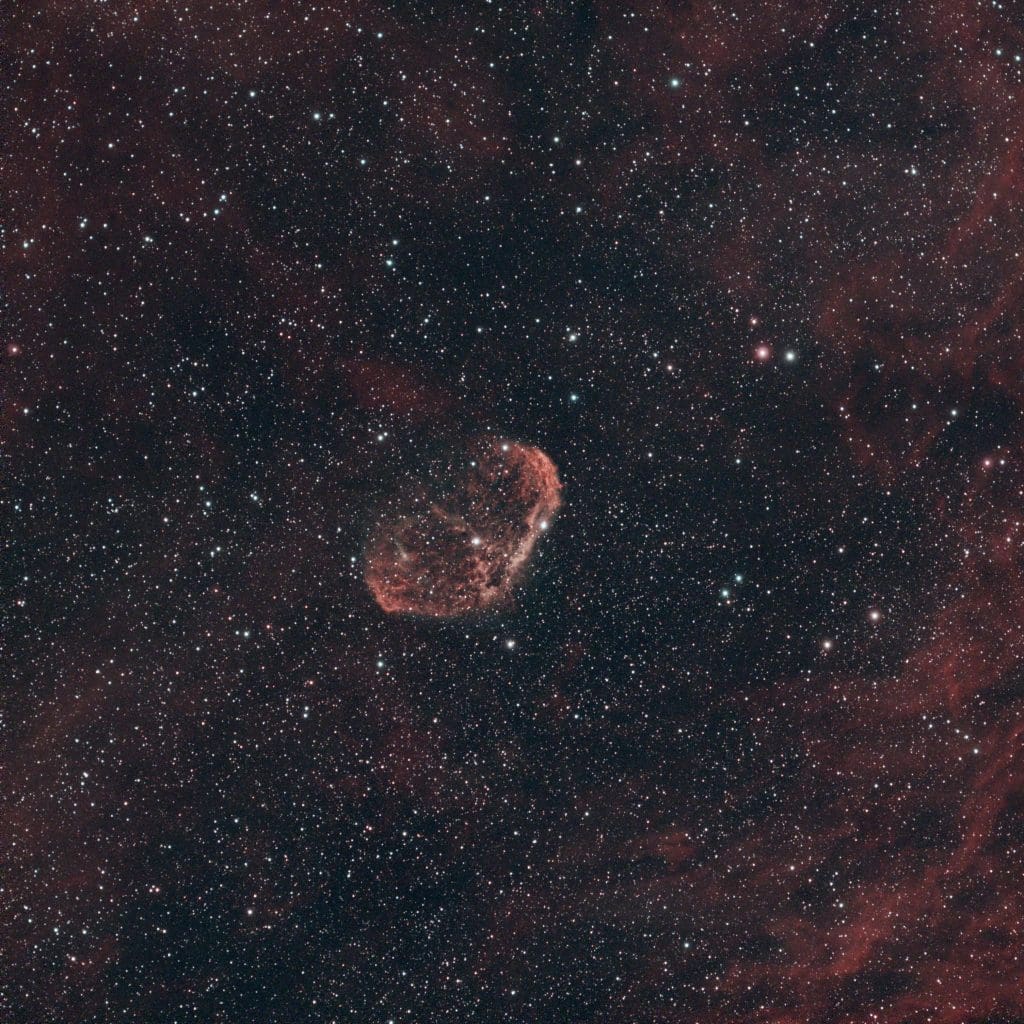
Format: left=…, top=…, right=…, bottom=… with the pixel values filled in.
left=365, top=438, right=562, bottom=617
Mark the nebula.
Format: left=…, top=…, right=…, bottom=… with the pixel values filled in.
left=364, top=438, right=562, bottom=617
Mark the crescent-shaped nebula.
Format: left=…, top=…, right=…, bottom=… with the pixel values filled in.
left=365, top=438, right=562, bottom=617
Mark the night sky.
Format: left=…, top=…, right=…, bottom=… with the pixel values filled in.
left=5, top=2, right=1024, bottom=1022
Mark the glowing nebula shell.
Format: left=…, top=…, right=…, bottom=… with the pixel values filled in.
left=365, top=438, right=562, bottom=617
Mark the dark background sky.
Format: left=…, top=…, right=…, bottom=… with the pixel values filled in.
left=5, top=2, right=1024, bottom=1022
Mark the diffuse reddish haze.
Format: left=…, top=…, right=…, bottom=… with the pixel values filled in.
left=7, top=1, right=1024, bottom=1021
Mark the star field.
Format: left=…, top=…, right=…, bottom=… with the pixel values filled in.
left=5, top=2, right=1024, bottom=1022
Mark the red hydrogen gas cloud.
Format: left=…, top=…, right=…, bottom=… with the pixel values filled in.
left=364, top=438, right=562, bottom=617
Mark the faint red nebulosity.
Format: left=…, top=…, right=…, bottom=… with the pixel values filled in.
left=342, top=356, right=455, bottom=425
left=8, top=0, right=1024, bottom=1020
